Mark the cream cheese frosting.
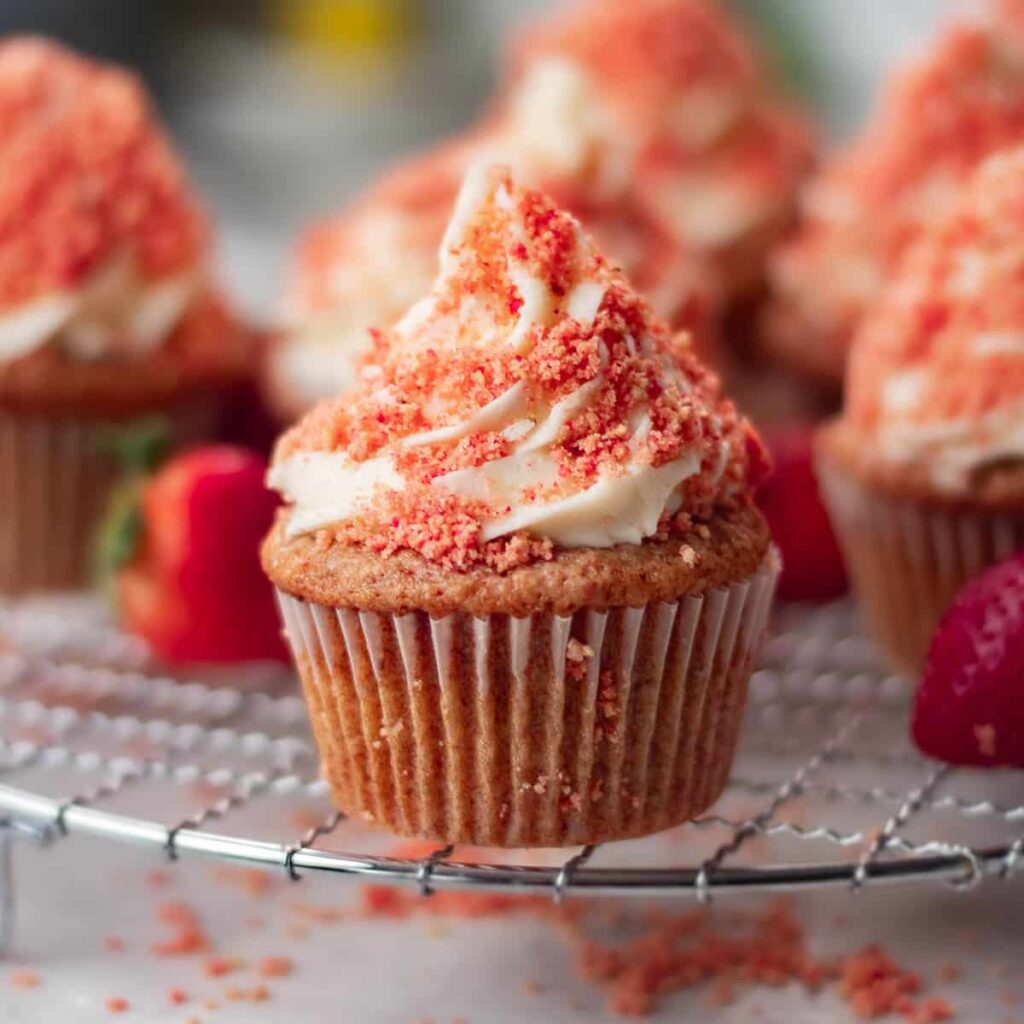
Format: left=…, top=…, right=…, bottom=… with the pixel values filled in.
left=0, top=254, right=199, bottom=364
left=845, top=147, right=1024, bottom=493
left=269, top=166, right=763, bottom=570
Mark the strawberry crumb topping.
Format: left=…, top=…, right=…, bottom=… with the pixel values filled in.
left=272, top=168, right=763, bottom=571
left=848, top=145, right=1024, bottom=436
left=0, top=38, right=206, bottom=308
left=769, top=0, right=1024, bottom=363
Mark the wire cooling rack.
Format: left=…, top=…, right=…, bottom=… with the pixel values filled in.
left=0, top=596, right=1021, bottom=951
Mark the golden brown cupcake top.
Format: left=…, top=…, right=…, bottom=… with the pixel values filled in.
left=269, top=166, right=767, bottom=573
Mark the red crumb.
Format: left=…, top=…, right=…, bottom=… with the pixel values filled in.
left=203, top=957, right=243, bottom=978
left=288, top=902, right=348, bottom=926
left=257, top=956, right=294, bottom=979
left=9, top=969, right=40, bottom=989
left=105, top=996, right=130, bottom=1013
left=939, top=963, right=962, bottom=983
left=104, top=936, right=125, bottom=953
left=151, top=902, right=210, bottom=957
left=839, top=944, right=922, bottom=1019
left=168, top=987, right=189, bottom=1005
left=906, top=997, right=955, bottom=1023
left=521, top=978, right=545, bottom=995
left=209, top=866, right=277, bottom=899
left=224, top=984, right=270, bottom=1003
left=145, top=870, right=171, bottom=889
left=360, top=884, right=567, bottom=923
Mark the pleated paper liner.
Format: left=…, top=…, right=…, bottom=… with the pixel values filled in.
left=818, top=457, right=1024, bottom=678
left=277, top=553, right=778, bottom=848
left=0, top=399, right=217, bottom=593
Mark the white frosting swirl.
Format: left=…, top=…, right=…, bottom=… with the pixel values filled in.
left=0, top=251, right=198, bottom=364
left=269, top=165, right=728, bottom=550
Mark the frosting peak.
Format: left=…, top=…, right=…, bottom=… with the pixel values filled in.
left=846, top=146, right=1024, bottom=491
left=270, top=167, right=764, bottom=571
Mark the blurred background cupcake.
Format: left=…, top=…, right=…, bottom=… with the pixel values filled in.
left=762, top=0, right=1024, bottom=398
left=264, top=0, right=815, bottom=421
left=817, top=147, right=1024, bottom=676
left=0, top=38, right=247, bottom=592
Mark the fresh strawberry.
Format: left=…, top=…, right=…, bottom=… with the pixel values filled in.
left=109, top=445, right=287, bottom=665
left=756, top=427, right=848, bottom=601
left=912, top=552, right=1024, bottom=767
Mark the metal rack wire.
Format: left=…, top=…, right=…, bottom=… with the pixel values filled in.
left=0, top=597, right=1021, bottom=952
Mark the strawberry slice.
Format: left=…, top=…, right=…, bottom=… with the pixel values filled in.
left=757, top=427, right=848, bottom=602
left=912, top=552, right=1024, bottom=767
left=115, top=445, right=287, bottom=665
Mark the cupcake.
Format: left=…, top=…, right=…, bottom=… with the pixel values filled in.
left=263, top=166, right=778, bottom=847
left=265, top=0, right=814, bottom=419
left=817, top=147, right=1024, bottom=677
left=763, top=0, right=1024, bottom=393
left=0, top=39, right=247, bottom=592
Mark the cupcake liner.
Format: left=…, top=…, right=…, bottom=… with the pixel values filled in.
left=0, top=401, right=216, bottom=593
left=276, top=553, right=778, bottom=847
left=818, top=458, right=1024, bottom=677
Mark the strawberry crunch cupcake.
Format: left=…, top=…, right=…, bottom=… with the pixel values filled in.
left=263, top=166, right=778, bottom=847
left=265, top=0, right=813, bottom=419
left=764, top=0, right=1024, bottom=392
left=0, top=39, right=247, bottom=591
left=818, top=147, right=1024, bottom=677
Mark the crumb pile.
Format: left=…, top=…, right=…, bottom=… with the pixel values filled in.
left=0, top=37, right=206, bottom=309
left=843, top=146, right=1024, bottom=491
left=270, top=166, right=766, bottom=572
left=766, top=0, right=1024, bottom=380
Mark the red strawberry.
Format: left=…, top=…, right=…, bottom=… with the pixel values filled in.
left=912, top=552, right=1024, bottom=767
left=756, top=427, right=848, bottom=601
left=114, top=446, right=287, bottom=665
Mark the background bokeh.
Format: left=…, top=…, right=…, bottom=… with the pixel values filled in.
left=0, top=0, right=960, bottom=314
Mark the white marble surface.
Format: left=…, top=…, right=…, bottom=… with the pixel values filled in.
left=1, top=830, right=1021, bottom=1023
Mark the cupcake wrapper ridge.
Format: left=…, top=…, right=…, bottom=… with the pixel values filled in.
left=818, top=458, right=1024, bottom=678
left=0, top=402, right=216, bottom=593
left=276, top=553, right=778, bottom=848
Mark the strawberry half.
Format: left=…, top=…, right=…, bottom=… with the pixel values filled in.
left=757, top=427, right=848, bottom=602
left=110, top=445, right=287, bottom=665
left=912, top=552, right=1024, bottom=767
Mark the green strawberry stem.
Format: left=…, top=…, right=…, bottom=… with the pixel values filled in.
left=92, top=415, right=173, bottom=598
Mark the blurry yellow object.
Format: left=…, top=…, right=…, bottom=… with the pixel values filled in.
left=275, top=0, right=413, bottom=54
